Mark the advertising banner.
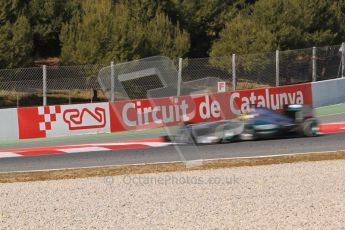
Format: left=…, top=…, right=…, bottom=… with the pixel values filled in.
left=109, top=83, right=312, bottom=132
left=17, top=103, right=111, bottom=139
left=15, top=83, right=312, bottom=139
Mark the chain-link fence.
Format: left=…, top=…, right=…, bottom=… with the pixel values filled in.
left=0, top=64, right=107, bottom=108
left=0, top=44, right=344, bottom=108
left=98, top=56, right=179, bottom=100
left=46, top=64, right=107, bottom=105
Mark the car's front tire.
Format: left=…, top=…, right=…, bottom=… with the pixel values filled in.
left=301, top=118, right=319, bottom=137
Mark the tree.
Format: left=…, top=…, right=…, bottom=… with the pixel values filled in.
left=145, top=12, right=189, bottom=58
left=0, top=15, right=33, bottom=69
left=59, top=0, right=114, bottom=64
left=60, top=0, right=190, bottom=65
left=209, top=15, right=275, bottom=81
left=211, top=15, right=275, bottom=57
left=210, top=0, right=345, bottom=86
left=167, top=0, right=254, bottom=57
left=0, top=0, right=78, bottom=67
left=211, top=0, right=345, bottom=58
left=0, top=0, right=28, bottom=24
left=2, top=0, right=345, bottom=68
left=249, top=0, right=340, bottom=49
left=27, top=0, right=78, bottom=58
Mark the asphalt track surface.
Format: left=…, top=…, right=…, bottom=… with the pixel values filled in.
left=0, top=114, right=344, bottom=172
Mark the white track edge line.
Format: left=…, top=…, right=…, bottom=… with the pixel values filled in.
left=0, top=152, right=22, bottom=158
left=317, top=112, right=345, bottom=117
left=0, top=160, right=184, bottom=174
left=320, top=122, right=345, bottom=125
left=2, top=149, right=345, bottom=174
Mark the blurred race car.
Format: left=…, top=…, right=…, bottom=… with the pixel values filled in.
left=165, top=104, right=319, bottom=144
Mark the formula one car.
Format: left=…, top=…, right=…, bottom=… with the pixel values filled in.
left=165, top=104, right=319, bottom=144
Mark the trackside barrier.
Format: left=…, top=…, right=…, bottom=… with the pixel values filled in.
left=311, top=78, right=345, bottom=108
left=0, top=108, right=19, bottom=141
left=1, top=78, right=342, bottom=142
left=0, top=83, right=312, bottom=141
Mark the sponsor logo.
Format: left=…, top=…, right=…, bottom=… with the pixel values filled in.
left=38, top=106, right=62, bottom=131
left=63, top=107, right=106, bottom=130
left=18, top=104, right=110, bottom=139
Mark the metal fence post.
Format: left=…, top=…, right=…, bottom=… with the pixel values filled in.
left=276, top=50, right=279, bottom=86
left=110, top=61, right=115, bottom=101
left=177, top=58, right=183, bottom=96
left=312, top=47, right=317, bottom=82
left=341, top=42, right=345, bottom=78
left=43, top=65, right=47, bottom=106
left=16, top=92, right=19, bottom=108
left=232, top=54, right=236, bottom=91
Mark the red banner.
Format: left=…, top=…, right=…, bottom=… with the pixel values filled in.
left=109, top=83, right=312, bottom=132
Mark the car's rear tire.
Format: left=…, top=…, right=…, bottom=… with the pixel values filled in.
left=301, top=118, right=319, bottom=137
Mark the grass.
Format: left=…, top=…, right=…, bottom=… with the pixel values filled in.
left=315, top=103, right=345, bottom=116
left=0, top=89, right=108, bottom=109
left=0, top=80, right=272, bottom=109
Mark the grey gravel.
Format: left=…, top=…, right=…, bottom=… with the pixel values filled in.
left=1, top=160, right=345, bottom=229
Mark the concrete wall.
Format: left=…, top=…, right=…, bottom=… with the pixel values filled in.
left=0, top=108, right=19, bottom=141
left=312, top=78, right=345, bottom=108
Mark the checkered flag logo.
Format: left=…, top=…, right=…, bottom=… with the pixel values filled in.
left=38, top=106, right=61, bottom=131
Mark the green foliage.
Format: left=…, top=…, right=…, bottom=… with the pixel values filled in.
left=210, top=15, right=274, bottom=73
left=1, top=0, right=345, bottom=68
left=249, top=0, right=341, bottom=49
left=27, top=0, right=78, bottom=57
left=145, top=12, right=190, bottom=58
left=0, top=15, right=33, bottom=68
left=168, top=0, right=251, bottom=56
left=211, top=15, right=275, bottom=57
left=0, top=0, right=77, bottom=68
left=0, top=0, right=27, bottom=24
left=211, top=0, right=344, bottom=58
left=209, top=0, right=345, bottom=73
left=60, top=0, right=114, bottom=64
left=60, top=0, right=190, bottom=65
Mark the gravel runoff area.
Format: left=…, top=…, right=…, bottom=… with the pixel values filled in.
left=1, top=160, right=345, bottom=229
